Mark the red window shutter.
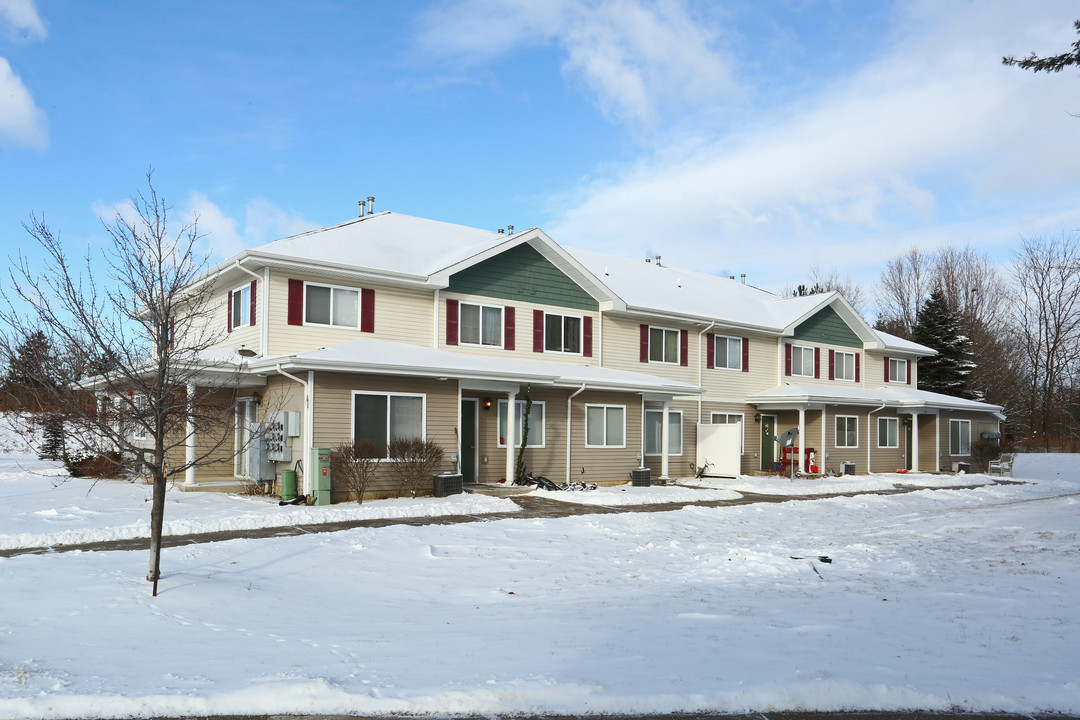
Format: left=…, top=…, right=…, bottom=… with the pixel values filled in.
left=907, top=359, right=911, bottom=385
left=784, top=343, right=791, bottom=376
left=504, top=307, right=515, bottom=351
left=855, top=353, right=861, bottom=383
left=446, top=299, right=459, bottom=345
left=583, top=316, right=592, bottom=357
left=829, top=349, right=835, bottom=380
left=884, top=355, right=890, bottom=383
left=227, top=289, right=233, bottom=333
left=360, top=288, right=375, bottom=332
left=287, top=279, right=304, bottom=326
left=680, top=329, right=689, bottom=367
left=533, top=310, right=544, bottom=352
left=814, top=347, right=820, bottom=379
left=249, top=280, right=257, bottom=326
left=742, top=337, right=749, bottom=372
left=639, top=324, right=649, bottom=363
left=706, top=333, right=715, bottom=369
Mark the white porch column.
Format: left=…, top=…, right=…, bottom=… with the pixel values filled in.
left=504, top=389, right=517, bottom=483
left=935, top=413, right=941, bottom=472
left=660, top=399, right=671, bottom=480
left=910, top=413, right=920, bottom=472
left=797, top=407, right=806, bottom=474
left=820, top=408, right=827, bottom=473
left=184, top=383, right=197, bottom=486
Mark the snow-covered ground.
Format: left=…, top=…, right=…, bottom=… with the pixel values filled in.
left=0, top=434, right=1077, bottom=718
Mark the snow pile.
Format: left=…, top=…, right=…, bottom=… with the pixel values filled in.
left=684, top=470, right=992, bottom=495
left=536, top=483, right=741, bottom=505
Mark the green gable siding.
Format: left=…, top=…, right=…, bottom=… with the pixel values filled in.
left=793, top=306, right=862, bottom=348
left=447, top=243, right=599, bottom=311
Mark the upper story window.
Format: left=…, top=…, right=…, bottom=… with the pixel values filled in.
left=714, top=335, right=742, bottom=370
left=306, top=282, right=359, bottom=328
left=460, top=302, right=503, bottom=347
left=545, top=312, right=581, bottom=354
left=230, top=283, right=252, bottom=329
left=649, top=326, right=680, bottom=364
left=835, top=351, right=856, bottom=381
left=889, top=357, right=908, bottom=383
left=791, top=344, right=815, bottom=377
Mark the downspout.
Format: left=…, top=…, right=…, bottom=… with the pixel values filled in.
left=566, top=384, right=587, bottom=483
left=275, top=365, right=313, bottom=494
left=697, top=321, right=717, bottom=424
left=866, top=403, right=887, bottom=474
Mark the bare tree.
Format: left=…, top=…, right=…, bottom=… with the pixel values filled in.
left=0, top=172, right=241, bottom=592
left=386, top=437, right=445, bottom=498
left=783, top=266, right=866, bottom=314
left=332, top=439, right=379, bottom=503
left=874, top=247, right=933, bottom=338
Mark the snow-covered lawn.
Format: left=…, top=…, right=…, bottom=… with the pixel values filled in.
left=0, top=448, right=1077, bottom=718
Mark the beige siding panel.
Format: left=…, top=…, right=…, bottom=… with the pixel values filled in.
left=599, top=314, right=698, bottom=384
left=918, top=414, right=940, bottom=471
left=267, top=269, right=434, bottom=356
left=934, top=410, right=1000, bottom=472
left=469, top=387, right=569, bottom=484
left=569, top=390, right=643, bottom=485
left=867, top=411, right=906, bottom=473
left=700, top=332, right=779, bottom=401
left=641, top=399, right=699, bottom=478
left=863, top=352, right=920, bottom=391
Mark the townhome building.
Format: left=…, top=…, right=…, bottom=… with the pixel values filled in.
left=165, top=208, right=1004, bottom=501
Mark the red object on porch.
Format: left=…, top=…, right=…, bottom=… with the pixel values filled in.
left=780, top=446, right=815, bottom=473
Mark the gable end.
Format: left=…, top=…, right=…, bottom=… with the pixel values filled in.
left=793, top=306, right=862, bottom=348
left=447, top=244, right=599, bottom=311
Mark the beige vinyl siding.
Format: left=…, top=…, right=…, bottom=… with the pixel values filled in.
left=869, top=411, right=906, bottom=473
left=163, top=388, right=245, bottom=482
left=916, top=414, right=938, bottom=471
left=700, top=331, right=778, bottom=400
left=816, top=405, right=868, bottom=474
left=936, top=410, right=1000, bottom=472
left=439, top=293, right=601, bottom=366
left=569, top=390, right=643, bottom=485
left=599, top=314, right=699, bottom=384
left=641, top=399, right=699, bottom=479
left=267, top=269, right=434, bottom=356
left=781, top=341, right=869, bottom=389
left=863, top=352, right=920, bottom=390
left=469, top=387, right=569, bottom=484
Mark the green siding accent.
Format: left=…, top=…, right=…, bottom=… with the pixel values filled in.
left=793, top=306, right=862, bottom=348
left=447, top=243, right=599, bottom=311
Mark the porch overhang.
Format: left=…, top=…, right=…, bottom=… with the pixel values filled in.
left=746, top=382, right=1004, bottom=417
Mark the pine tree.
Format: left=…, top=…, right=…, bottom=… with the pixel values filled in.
left=913, top=289, right=975, bottom=398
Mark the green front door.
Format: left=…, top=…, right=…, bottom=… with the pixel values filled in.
left=460, top=399, right=477, bottom=482
left=760, top=415, right=776, bottom=471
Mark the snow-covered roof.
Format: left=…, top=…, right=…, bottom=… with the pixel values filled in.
left=873, top=329, right=936, bottom=356
left=250, top=337, right=702, bottom=396
left=747, top=382, right=1003, bottom=416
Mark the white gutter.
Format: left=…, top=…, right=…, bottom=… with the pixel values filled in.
left=866, top=402, right=888, bottom=473
left=566, top=384, right=587, bottom=483
left=696, top=321, right=717, bottom=424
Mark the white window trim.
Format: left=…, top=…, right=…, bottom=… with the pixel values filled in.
left=889, top=357, right=908, bottom=383
left=459, top=301, right=504, bottom=349
left=714, top=335, right=742, bottom=371
left=584, top=403, right=626, bottom=448
left=644, top=409, right=683, bottom=456
left=877, top=416, right=899, bottom=448
left=950, top=419, right=971, bottom=456
left=544, top=311, right=584, bottom=355
left=350, top=390, right=428, bottom=460
left=835, top=350, right=856, bottom=382
left=303, top=280, right=362, bottom=329
left=230, top=283, right=252, bottom=328
left=791, top=344, right=815, bottom=378
left=648, top=325, right=681, bottom=365
left=710, top=412, right=746, bottom=453
left=497, top=399, right=546, bottom=448
left=835, top=415, right=859, bottom=449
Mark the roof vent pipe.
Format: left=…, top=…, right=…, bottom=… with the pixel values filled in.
left=645, top=258, right=651, bottom=264
left=498, top=228, right=505, bottom=234
left=655, top=255, right=662, bottom=267
left=367, top=196, right=375, bottom=215
left=358, top=200, right=366, bottom=217
left=741, top=273, right=746, bottom=284
left=508, top=225, right=514, bottom=234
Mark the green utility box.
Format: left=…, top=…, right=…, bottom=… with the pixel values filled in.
left=310, top=447, right=332, bottom=506
left=281, top=469, right=297, bottom=501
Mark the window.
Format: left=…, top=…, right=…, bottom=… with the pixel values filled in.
left=950, top=419, right=971, bottom=456
left=649, top=326, right=680, bottom=364
left=231, top=283, right=251, bottom=328
left=877, top=417, right=899, bottom=448
left=835, top=351, right=856, bottom=381
left=791, top=344, right=815, bottom=377
left=710, top=412, right=745, bottom=452
left=353, top=391, right=425, bottom=459
left=644, top=410, right=682, bottom=455
left=835, top=415, right=858, bottom=448
left=460, top=302, right=503, bottom=347
left=889, top=358, right=908, bottom=383
left=544, top=313, right=581, bottom=353
left=132, top=396, right=148, bottom=441
left=585, top=404, right=625, bottom=447
left=497, top=400, right=545, bottom=448
left=306, top=282, right=359, bottom=328
left=714, top=335, right=742, bottom=370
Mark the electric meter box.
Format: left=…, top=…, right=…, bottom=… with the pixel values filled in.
left=310, top=446, right=332, bottom=505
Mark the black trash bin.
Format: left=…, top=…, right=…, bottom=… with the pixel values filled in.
left=433, top=472, right=464, bottom=497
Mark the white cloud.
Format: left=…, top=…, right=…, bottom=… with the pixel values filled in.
left=0, top=57, right=46, bottom=150
left=186, top=192, right=319, bottom=262
left=417, top=0, right=734, bottom=130
left=0, top=0, right=46, bottom=41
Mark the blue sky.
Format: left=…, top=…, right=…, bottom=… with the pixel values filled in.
left=2, top=0, right=1079, bottom=306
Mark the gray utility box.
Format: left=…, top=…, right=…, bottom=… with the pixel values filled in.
left=841, top=462, right=856, bottom=475
left=433, top=472, right=463, bottom=497
left=631, top=467, right=651, bottom=487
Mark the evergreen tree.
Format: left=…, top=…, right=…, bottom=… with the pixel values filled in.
left=912, top=289, right=975, bottom=398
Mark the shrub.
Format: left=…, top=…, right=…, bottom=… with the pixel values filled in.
left=64, top=451, right=123, bottom=478
left=386, top=437, right=444, bottom=498
left=332, top=439, right=380, bottom=503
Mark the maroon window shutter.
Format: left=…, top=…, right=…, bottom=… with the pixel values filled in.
left=884, top=355, right=890, bottom=383
left=287, top=279, right=304, bottom=326
left=855, top=353, right=861, bottom=383
left=706, top=333, right=715, bottom=369
left=227, top=289, right=233, bottom=333
left=504, top=307, right=515, bottom=350
left=814, top=347, right=820, bottom=379
left=680, top=329, right=689, bottom=367
left=829, top=349, right=835, bottom=380
left=742, top=337, right=749, bottom=372
left=360, top=288, right=375, bottom=332
left=639, top=324, right=649, bottom=363
left=583, top=316, right=592, bottom=357
left=907, top=359, right=911, bottom=385
left=446, top=299, right=459, bottom=345
left=249, top=280, right=257, bottom=326
left=533, top=310, right=544, bottom=352
left=784, top=343, right=791, bottom=376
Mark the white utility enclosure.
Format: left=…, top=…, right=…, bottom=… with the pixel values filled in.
left=696, top=422, right=741, bottom=477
